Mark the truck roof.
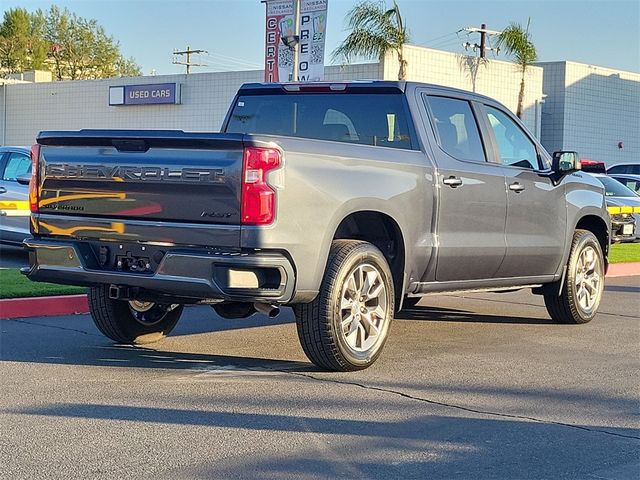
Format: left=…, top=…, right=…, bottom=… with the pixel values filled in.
left=237, top=80, right=500, bottom=105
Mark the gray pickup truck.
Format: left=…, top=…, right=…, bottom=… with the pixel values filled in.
left=24, top=81, right=610, bottom=371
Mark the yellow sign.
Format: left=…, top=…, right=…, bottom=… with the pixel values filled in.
left=608, top=205, right=640, bottom=215
left=0, top=200, right=30, bottom=216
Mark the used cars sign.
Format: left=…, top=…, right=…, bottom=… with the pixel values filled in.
left=109, top=83, right=181, bottom=106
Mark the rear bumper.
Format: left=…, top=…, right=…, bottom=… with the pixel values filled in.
left=22, top=238, right=296, bottom=303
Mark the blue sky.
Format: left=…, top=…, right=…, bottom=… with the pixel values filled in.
left=9, top=0, right=640, bottom=75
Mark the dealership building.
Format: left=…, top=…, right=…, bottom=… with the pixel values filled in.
left=1, top=45, right=638, bottom=165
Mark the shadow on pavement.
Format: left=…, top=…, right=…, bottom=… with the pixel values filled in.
left=605, top=284, right=640, bottom=294
left=10, top=403, right=639, bottom=479
left=0, top=327, right=315, bottom=373
left=0, top=244, right=28, bottom=269
left=395, top=305, right=553, bottom=324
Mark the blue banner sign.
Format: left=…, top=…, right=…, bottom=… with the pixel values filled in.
left=109, top=83, right=181, bottom=106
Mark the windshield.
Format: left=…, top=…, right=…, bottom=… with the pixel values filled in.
left=597, top=175, right=640, bottom=197
left=225, top=93, right=417, bottom=150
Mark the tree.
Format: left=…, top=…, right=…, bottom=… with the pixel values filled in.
left=0, top=6, right=140, bottom=80
left=333, top=0, right=409, bottom=81
left=0, top=8, right=48, bottom=75
left=44, top=6, right=141, bottom=80
left=497, top=20, right=538, bottom=118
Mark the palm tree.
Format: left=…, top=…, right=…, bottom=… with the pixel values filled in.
left=497, top=20, right=538, bottom=118
left=333, top=0, right=409, bottom=81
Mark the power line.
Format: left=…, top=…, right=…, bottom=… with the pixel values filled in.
left=195, top=56, right=260, bottom=72
left=199, top=52, right=261, bottom=69
left=195, top=59, right=257, bottom=73
left=421, top=31, right=459, bottom=46
left=201, top=50, right=262, bottom=68
left=172, top=46, right=208, bottom=74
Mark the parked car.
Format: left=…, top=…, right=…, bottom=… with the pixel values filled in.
left=23, top=81, right=611, bottom=371
left=588, top=173, right=640, bottom=242
left=0, top=146, right=31, bottom=246
left=610, top=174, right=640, bottom=194
left=580, top=159, right=606, bottom=173
left=607, top=163, right=640, bottom=175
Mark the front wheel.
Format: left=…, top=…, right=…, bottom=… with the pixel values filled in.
left=544, top=229, right=605, bottom=324
left=294, top=240, right=395, bottom=371
left=88, top=285, right=183, bottom=344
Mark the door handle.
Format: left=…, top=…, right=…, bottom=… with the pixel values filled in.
left=443, top=176, right=463, bottom=188
left=509, top=182, right=525, bottom=193
left=0, top=187, right=6, bottom=194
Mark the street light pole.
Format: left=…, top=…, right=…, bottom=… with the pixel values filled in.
left=291, top=0, right=301, bottom=82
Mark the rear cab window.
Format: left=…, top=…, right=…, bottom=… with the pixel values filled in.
left=225, top=90, right=417, bottom=150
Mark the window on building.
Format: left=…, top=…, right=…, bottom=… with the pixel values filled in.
left=425, top=96, right=486, bottom=162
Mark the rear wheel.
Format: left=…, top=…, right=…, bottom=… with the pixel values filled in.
left=88, top=285, right=183, bottom=344
left=544, top=230, right=604, bottom=324
left=294, top=240, right=395, bottom=371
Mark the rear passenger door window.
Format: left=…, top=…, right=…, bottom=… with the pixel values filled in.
left=425, top=96, right=486, bottom=162
left=484, top=106, right=539, bottom=170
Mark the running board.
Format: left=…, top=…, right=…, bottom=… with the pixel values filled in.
left=410, top=284, right=544, bottom=297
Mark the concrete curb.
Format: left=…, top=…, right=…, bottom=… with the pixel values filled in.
left=0, top=262, right=638, bottom=320
left=0, top=294, right=88, bottom=320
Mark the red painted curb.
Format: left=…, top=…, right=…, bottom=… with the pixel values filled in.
left=607, top=262, right=640, bottom=278
left=0, top=294, right=88, bottom=320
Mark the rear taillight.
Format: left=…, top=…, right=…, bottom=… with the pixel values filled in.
left=241, top=146, right=281, bottom=225
left=29, top=144, right=41, bottom=213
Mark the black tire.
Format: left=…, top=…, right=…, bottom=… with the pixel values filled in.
left=544, top=229, right=605, bottom=324
left=294, top=240, right=395, bottom=372
left=88, top=285, right=183, bottom=344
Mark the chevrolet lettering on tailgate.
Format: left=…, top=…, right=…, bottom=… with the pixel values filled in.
left=44, top=164, right=225, bottom=184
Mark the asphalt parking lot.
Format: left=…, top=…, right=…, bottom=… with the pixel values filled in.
left=1, top=277, right=638, bottom=479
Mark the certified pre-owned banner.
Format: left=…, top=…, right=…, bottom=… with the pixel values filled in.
left=264, top=0, right=328, bottom=82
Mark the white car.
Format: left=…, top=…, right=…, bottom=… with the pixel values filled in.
left=0, top=146, right=31, bottom=246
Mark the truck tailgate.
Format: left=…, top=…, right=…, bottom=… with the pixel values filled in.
left=35, top=130, right=245, bottom=247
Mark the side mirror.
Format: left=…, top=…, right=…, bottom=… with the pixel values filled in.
left=552, top=151, right=580, bottom=173
left=16, top=174, right=32, bottom=186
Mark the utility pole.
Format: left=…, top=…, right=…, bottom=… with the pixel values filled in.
left=172, top=46, right=207, bottom=74
left=463, top=25, right=502, bottom=58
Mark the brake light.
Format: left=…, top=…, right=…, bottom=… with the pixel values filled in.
left=241, top=146, right=281, bottom=225
left=29, top=144, right=41, bottom=213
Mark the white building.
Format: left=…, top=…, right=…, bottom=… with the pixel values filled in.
left=0, top=45, right=545, bottom=146
left=0, top=45, right=637, bottom=168
left=538, top=61, right=640, bottom=165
